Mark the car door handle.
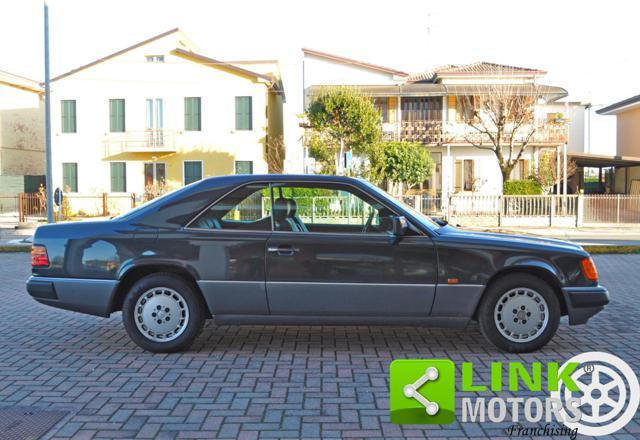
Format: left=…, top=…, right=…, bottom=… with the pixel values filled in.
left=268, top=245, right=298, bottom=256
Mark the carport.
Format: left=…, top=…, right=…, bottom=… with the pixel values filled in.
left=569, top=152, right=640, bottom=194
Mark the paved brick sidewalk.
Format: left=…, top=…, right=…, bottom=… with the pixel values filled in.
left=0, top=253, right=639, bottom=439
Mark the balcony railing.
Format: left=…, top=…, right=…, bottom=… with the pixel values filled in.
left=104, top=130, right=177, bottom=156
left=382, top=120, right=567, bottom=145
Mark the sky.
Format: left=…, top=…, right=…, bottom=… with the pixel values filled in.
left=2, top=0, right=638, bottom=152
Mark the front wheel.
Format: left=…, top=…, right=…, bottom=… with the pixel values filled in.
left=122, top=273, right=206, bottom=353
left=478, top=273, right=561, bottom=353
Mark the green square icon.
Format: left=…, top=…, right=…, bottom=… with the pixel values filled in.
left=390, top=359, right=456, bottom=424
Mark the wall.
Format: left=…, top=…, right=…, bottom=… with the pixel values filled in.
left=616, top=106, right=640, bottom=158
left=0, top=84, right=44, bottom=179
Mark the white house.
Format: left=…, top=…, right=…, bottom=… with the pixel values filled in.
left=300, top=49, right=581, bottom=197
left=49, top=28, right=283, bottom=211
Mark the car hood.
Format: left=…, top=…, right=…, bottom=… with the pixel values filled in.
left=436, top=225, right=586, bottom=253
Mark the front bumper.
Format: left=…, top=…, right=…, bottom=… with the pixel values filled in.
left=562, top=285, right=610, bottom=325
left=26, top=276, right=118, bottom=317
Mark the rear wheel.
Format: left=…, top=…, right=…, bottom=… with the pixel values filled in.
left=122, top=273, right=206, bottom=353
left=478, top=273, right=560, bottom=353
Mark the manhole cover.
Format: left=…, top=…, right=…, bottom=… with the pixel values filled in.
left=0, top=407, right=68, bottom=440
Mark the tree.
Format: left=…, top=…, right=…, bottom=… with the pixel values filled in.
left=366, top=141, right=434, bottom=195
left=457, top=71, right=566, bottom=184
left=306, top=86, right=381, bottom=174
left=533, top=150, right=577, bottom=193
left=265, top=135, right=286, bottom=174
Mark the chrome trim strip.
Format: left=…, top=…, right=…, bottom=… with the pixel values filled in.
left=29, top=276, right=117, bottom=284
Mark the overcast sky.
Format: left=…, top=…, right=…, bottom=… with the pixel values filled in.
left=2, top=0, right=637, bottom=153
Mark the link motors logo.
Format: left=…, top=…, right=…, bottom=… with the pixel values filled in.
left=390, top=352, right=639, bottom=436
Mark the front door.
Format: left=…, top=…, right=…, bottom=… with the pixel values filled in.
left=265, top=182, right=438, bottom=317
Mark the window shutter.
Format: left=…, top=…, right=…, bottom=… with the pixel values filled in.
left=184, top=97, right=201, bottom=131
left=454, top=160, right=463, bottom=192
left=235, top=96, right=252, bottom=130
left=109, top=99, right=125, bottom=132
left=61, top=100, right=77, bottom=133
left=110, top=162, right=126, bottom=192
left=63, top=163, right=78, bottom=192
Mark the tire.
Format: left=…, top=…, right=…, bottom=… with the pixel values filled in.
left=122, top=273, right=207, bottom=353
left=477, top=273, right=561, bottom=353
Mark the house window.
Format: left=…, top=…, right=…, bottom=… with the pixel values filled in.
left=184, top=97, right=202, bottom=131
left=144, top=163, right=166, bottom=188
left=401, top=97, right=442, bottom=122
left=183, top=161, right=203, bottom=185
left=235, top=96, right=253, bottom=130
left=109, top=99, right=125, bottom=132
left=62, top=163, right=78, bottom=192
left=110, top=162, right=126, bottom=192
left=463, top=159, right=474, bottom=191
left=146, top=55, right=164, bottom=63
left=235, top=161, right=253, bottom=175
left=373, top=97, right=389, bottom=123
left=61, top=100, right=76, bottom=133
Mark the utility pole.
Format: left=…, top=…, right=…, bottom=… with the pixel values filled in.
left=44, top=1, right=54, bottom=223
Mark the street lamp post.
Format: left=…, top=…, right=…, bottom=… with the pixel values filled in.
left=44, top=1, right=54, bottom=223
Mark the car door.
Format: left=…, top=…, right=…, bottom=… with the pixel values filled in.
left=265, top=182, right=438, bottom=317
left=178, top=183, right=272, bottom=316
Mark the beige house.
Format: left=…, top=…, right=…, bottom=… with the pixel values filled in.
left=597, top=95, right=640, bottom=194
left=0, top=70, right=44, bottom=195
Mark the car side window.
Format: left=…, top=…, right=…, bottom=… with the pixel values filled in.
left=190, top=184, right=272, bottom=231
left=271, top=183, right=394, bottom=234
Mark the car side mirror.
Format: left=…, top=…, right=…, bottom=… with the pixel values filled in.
left=392, top=216, right=408, bottom=236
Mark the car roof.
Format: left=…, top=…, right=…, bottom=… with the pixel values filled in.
left=197, top=174, right=364, bottom=189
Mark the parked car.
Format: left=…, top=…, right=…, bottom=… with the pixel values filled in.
left=26, top=175, right=609, bottom=353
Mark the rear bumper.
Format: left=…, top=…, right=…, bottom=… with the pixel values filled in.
left=26, top=276, right=118, bottom=317
left=562, top=285, right=610, bottom=325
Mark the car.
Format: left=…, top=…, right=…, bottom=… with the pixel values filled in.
left=26, top=174, right=609, bottom=353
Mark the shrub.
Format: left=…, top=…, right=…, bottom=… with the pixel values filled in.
left=503, top=179, right=542, bottom=195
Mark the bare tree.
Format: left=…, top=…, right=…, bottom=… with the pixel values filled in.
left=265, top=135, right=286, bottom=174
left=457, top=70, right=566, bottom=184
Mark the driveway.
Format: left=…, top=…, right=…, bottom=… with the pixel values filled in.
left=0, top=253, right=639, bottom=439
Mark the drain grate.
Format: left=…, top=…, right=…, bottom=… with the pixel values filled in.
left=0, top=407, right=68, bottom=440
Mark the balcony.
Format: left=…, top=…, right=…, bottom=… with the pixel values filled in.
left=104, top=130, right=177, bottom=157
left=382, top=120, right=568, bottom=146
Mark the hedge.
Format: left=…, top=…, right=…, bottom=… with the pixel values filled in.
left=503, top=179, right=543, bottom=195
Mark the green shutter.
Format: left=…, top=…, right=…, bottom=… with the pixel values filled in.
left=235, top=161, right=253, bottom=175
left=109, top=99, right=125, bottom=132
left=184, top=161, right=202, bottom=185
left=62, top=163, right=78, bottom=192
left=61, top=100, right=76, bottom=133
left=184, top=97, right=201, bottom=131
left=110, top=162, right=126, bottom=192
left=235, top=96, right=252, bottom=130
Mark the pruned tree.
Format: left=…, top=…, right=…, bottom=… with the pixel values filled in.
left=265, top=135, right=286, bottom=174
left=533, top=150, right=577, bottom=193
left=457, top=71, right=566, bottom=184
left=306, top=86, right=381, bottom=175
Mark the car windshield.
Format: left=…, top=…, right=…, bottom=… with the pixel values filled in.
left=358, top=179, right=441, bottom=231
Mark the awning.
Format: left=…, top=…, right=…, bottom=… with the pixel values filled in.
left=569, top=152, right=640, bottom=168
left=307, top=83, right=567, bottom=101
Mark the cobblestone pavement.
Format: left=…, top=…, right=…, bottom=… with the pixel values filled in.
left=0, top=253, right=639, bottom=439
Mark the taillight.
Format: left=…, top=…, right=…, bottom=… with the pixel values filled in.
left=581, top=257, right=598, bottom=281
left=31, top=245, right=50, bottom=267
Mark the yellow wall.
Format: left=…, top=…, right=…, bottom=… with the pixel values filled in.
left=617, top=107, right=640, bottom=157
